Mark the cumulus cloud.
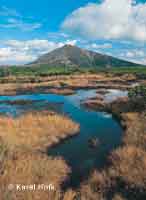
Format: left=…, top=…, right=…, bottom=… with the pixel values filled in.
left=0, top=39, right=77, bottom=65
left=0, top=47, right=35, bottom=64
left=5, top=40, right=63, bottom=53
left=62, top=0, right=146, bottom=41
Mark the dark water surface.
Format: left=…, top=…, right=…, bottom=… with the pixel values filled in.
left=0, top=90, right=124, bottom=187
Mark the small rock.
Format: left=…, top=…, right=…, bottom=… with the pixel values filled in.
left=88, top=137, right=100, bottom=149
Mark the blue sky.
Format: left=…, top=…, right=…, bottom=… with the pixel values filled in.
left=0, top=0, right=146, bottom=65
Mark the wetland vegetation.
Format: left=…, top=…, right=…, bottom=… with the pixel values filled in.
left=0, top=67, right=145, bottom=200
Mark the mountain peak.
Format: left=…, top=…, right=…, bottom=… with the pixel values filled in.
left=63, top=44, right=75, bottom=48
left=60, top=44, right=80, bottom=51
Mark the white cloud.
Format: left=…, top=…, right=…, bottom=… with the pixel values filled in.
left=0, top=47, right=35, bottom=64
left=5, top=40, right=62, bottom=53
left=0, top=18, right=41, bottom=31
left=65, top=39, right=77, bottom=46
left=126, top=51, right=135, bottom=58
left=0, top=39, right=77, bottom=65
left=62, top=0, right=146, bottom=41
left=90, top=43, right=112, bottom=49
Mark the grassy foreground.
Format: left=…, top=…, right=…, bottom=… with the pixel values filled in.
left=0, top=148, right=70, bottom=200
left=0, top=111, right=79, bottom=200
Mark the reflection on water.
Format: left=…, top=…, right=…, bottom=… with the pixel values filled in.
left=104, top=89, right=128, bottom=103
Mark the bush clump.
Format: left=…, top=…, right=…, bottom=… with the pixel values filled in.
left=128, top=85, right=146, bottom=110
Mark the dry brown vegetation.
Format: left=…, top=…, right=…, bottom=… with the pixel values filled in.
left=0, top=147, right=70, bottom=200
left=0, top=73, right=136, bottom=96
left=75, top=145, right=146, bottom=200
left=0, top=111, right=80, bottom=200
left=0, top=73, right=145, bottom=200
left=0, top=112, right=79, bottom=152
left=47, top=88, right=75, bottom=95
left=73, top=97, right=146, bottom=200
left=109, top=146, right=146, bottom=190
left=122, top=112, right=146, bottom=148
left=112, top=194, right=126, bottom=200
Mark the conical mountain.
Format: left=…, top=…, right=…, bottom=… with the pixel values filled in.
left=30, top=44, right=140, bottom=68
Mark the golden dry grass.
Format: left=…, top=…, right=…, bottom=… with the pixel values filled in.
left=47, top=88, right=75, bottom=95
left=0, top=111, right=80, bottom=200
left=76, top=145, right=146, bottom=200
left=121, top=112, right=146, bottom=149
left=0, top=149, right=70, bottom=200
left=0, top=73, right=134, bottom=95
left=63, top=189, right=76, bottom=200
left=0, top=112, right=79, bottom=151
left=109, top=145, right=146, bottom=190
left=112, top=194, right=127, bottom=200
left=79, top=184, right=105, bottom=200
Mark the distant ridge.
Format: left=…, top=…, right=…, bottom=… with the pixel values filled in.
left=29, top=44, right=142, bottom=68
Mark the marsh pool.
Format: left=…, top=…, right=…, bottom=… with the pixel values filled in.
left=0, top=89, right=125, bottom=187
